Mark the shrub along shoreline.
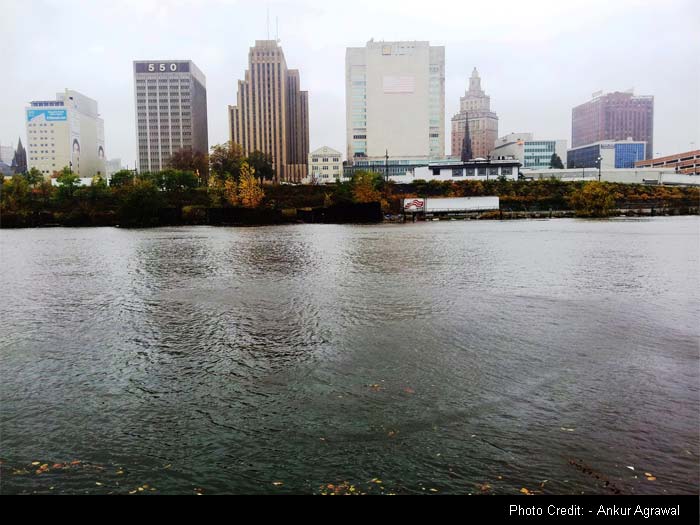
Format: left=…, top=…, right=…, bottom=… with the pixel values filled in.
left=2, top=169, right=698, bottom=229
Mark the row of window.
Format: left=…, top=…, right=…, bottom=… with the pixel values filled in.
left=445, top=167, right=513, bottom=177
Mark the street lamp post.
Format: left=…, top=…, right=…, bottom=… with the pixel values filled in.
left=597, top=156, right=602, bottom=182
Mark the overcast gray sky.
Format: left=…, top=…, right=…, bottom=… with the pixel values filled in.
left=2, top=0, right=699, bottom=165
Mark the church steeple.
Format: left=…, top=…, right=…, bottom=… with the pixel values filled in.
left=12, top=137, right=27, bottom=174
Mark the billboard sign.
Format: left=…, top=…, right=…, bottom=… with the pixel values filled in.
left=27, top=109, right=67, bottom=122
left=404, top=199, right=426, bottom=212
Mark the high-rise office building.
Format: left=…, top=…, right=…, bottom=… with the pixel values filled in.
left=25, top=90, right=105, bottom=177
left=451, top=68, right=499, bottom=159
left=345, top=40, right=445, bottom=163
left=229, top=41, right=309, bottom=183
left=572, top=90, right=654, bottom=159
left=134, top=60, right=209, bottom=173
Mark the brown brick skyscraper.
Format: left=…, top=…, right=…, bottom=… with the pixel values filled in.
left=451, top=68, right=499, bottom=159
left=572, top=91, right=654, bottom=160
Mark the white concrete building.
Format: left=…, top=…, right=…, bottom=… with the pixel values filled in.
left=346, top=40, right=445, bottom=164
left=26, top=90, right=106, bottom=178
left=491, top=133, right=568, bottom=170
left=307, top=146, right=343, bottom=184
left=390, top=159, right=521, bottom=184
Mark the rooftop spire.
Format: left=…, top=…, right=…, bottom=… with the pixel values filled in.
left=469, top=67, right=482, bottom=94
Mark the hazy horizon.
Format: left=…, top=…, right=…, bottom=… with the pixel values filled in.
left=2, top=0, right=699, bottom=165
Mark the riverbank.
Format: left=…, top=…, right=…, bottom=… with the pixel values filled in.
left=2, top=176, right=698, bottom=228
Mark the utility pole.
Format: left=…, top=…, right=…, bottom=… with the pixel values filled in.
left=385, top=149, right=389, bottom=182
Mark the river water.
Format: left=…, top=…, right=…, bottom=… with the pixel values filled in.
left=1, top=217, right=698, bottom=495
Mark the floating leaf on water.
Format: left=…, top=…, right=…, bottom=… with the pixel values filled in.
left=480, top=483, right=492, bottom=492
left=403, top=387, right=415, bottom=394
left=129, top=490, right=137, bottom=495
left=116, top=470, right=125, bottom=475
left=272, top=482, right=284, bottom=487
left=646, top=476, right=657, bottom=481
left=95, top=482, right=103, bottom=486
left=644, top=472, right=653, bottom=477
left=429, top=489, right=438, bottom=493
left=53, top=463, right=64, bottom=469
left=164, top=464, right=172, bottom=470
left=31, top=462, right=40, bottom=466
left=561, top=428, right=576, bottom=432
left=626, top=466, right=635, bottom=471
left=70, top=461, right=81, bottom=466
left=520, top=488, right=531, bottom=495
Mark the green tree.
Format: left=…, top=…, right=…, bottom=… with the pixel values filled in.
left=168, top=148, right=209, bottom=183
left=1, top=175, right=31, bottom=215
left=567, top=181, right=616, bottom=217
left=210, top=142, right=245, bottom=182
left=25, top=167, right=44, bottom=186
left=55, top=166, right=81, bottom=201
left=550, top=153, right=565, bottom=169
left=152, top=170, right=199, bottom=192
left=247, top=151, right=275, bottom=181
left=110, top=170, right=135, bottom=188
left=117, top=178, right=162, bottom=227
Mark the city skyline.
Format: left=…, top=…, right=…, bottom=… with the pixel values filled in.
left=2, top=0, right=699, bottom=167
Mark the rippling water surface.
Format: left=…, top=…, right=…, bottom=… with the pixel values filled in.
left=1, top=218, right=698, bottom=495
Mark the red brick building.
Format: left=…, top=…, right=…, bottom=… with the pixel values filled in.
left=635, top=150, right=700, bottom=174
left=572, top=91, right=654, bottom=159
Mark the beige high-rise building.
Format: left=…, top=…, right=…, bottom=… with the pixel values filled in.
left=26, top=90, right=105, bottom=178
left=451, top=68, right=499, bottom=159
left=229, top=40, right=309, bottom=183
left=345, top=40, right=445, bottom=164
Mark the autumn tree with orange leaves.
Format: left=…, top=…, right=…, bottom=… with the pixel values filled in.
left=238, top=162, right=265, bottom=208
left=351, top=170, right=382, bottom=204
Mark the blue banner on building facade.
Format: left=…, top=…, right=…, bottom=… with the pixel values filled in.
left=27, top=109, right=68, bottom=122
